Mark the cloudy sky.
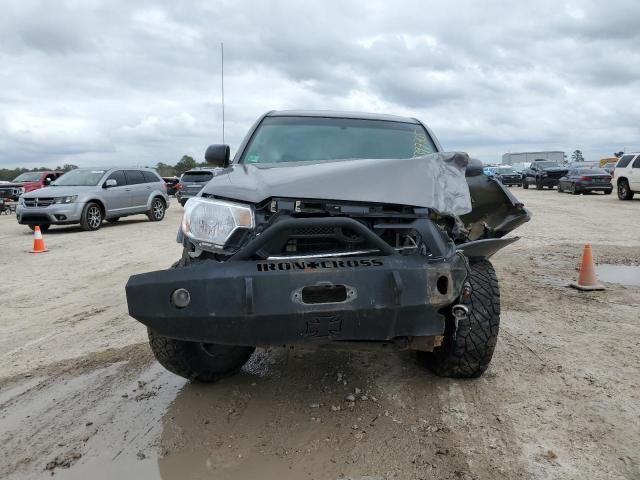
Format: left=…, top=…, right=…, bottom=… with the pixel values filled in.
left=1, top=0, right=639, bottom=169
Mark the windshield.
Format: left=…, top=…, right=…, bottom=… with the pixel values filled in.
left=239, top=116, right=437, bottom=164
left=13, top=172, right=43, bottom=182
left=535, top=161, right=560, bottom=169
left=52, top=169, right=106, bottom=186
left=181, top=171, right=214, bottom=183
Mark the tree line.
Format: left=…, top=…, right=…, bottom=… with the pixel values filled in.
left=0, top=155, right=208, bottom=182
left=154, top=156, right=208, bottom=177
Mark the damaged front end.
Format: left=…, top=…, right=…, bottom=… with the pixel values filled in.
left=127, top=153, right=529, bottom=352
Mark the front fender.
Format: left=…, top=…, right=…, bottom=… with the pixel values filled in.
left=461, top=173, right=531, bottom=239
left=458, top=237, right=520, bottom=259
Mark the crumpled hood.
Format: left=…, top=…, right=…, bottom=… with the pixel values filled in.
left=201, top=152, right=473, bottom=216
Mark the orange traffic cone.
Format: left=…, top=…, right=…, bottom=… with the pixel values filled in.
left=569, top=243, right=604, bottom=291
left=30, top=226, right=48, bottom=253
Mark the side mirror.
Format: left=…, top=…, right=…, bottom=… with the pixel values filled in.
left=205, top=144, right=230, bottom=168
left=43, top=178, right=52, bottom=185
left=104, top=179, right=117, bottom=188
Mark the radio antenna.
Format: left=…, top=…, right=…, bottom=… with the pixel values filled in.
left=221, top=42, right=225, bottom=144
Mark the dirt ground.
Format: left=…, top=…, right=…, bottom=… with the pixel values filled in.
left=1, top=189, right=639, bottom=480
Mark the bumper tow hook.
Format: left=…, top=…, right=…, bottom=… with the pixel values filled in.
left=451, top=304, right=469, bottom=341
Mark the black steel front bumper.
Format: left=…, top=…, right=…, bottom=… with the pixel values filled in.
left=126, top=251, right=468, bottom=347
left=539, top=177, right=561, bottom=187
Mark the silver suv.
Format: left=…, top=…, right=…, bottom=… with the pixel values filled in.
left=16, top=168, right=169, bottom=232
left=176, top=168, right=220, bottom=206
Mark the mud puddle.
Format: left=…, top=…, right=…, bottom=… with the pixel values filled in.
left=596, top=264, right=640, bottom=286
left=42, top=347, right=528, bottom=480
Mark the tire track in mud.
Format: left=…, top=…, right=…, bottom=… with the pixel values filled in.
left=0, top=344, right=157, bottom=478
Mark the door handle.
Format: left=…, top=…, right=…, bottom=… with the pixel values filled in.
left=125, top=189, right=131, bottom=191
left=146, top=186, right=151, bottom=189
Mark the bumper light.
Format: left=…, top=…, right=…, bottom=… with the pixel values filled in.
left=171, top=288, right=191, bottom=308
left=182, top=197, right=255, bottom=251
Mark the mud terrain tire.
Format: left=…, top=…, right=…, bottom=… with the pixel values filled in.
left=147, top=259, right=254, bottom=382
left=419, top=259, right=500, bottom=378
left=148, top=330, right=255, bottom=382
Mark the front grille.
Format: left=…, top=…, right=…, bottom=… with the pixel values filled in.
left=291, top=226, right=335, bottom=237
left=20, top=214, right=50, bottom=223
left=24, top=198, right=54, bottom=207
left=0, top=189, right=11, bottom=199
left=286, top=237, right=344, bottom=253
left=546, top=172, right=566, bottom=179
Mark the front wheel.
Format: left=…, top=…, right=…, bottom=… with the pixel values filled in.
left=148, top=330, right=255, bottom=382
left=80, top=202, right=103, bottom=231
left=147, top=197, right=166, bottom=222
left=418, top=259, right=500, bottom=378
left=557, top=183, right=563, bottom=193
left=571, top=183, right=579, bottom=195
left=522, top=179, right=529, bottom=189
left=535, top=179, right=543, bottom=190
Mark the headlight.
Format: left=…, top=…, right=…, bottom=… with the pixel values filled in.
left=182, top=197, right=254, bottom=251
left=20, top=187, right=25, bottom=193
left=18, top=197, right=25, bottom=205
left=541, top=172, right=548, bottom=177
left=53, top=195, right=78, bottom=204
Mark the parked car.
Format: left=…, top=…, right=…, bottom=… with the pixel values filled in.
left=126, top=110, right=531, bottom=383
left=491, top=166, right=521, bottom=186
left=175, top=168, right=220, bottom=206
left=16, top=168, right=169, bottom=232
left=557, top=168, right=612, bottom=195
left=0, top=170, right=64, bottom=201
left=567, top=161, right=599, bottom=170
left=163, top=176, right=180, bottom=196
left=522, top=160, right=569, bottom=190
left=613, top=152, right=640, bottom=200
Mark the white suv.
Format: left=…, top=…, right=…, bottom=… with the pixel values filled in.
left=613, top=153, right=640, bottom=200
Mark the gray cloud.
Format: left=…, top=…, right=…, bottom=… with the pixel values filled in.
left=1, top=0, right=639, bottom=169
